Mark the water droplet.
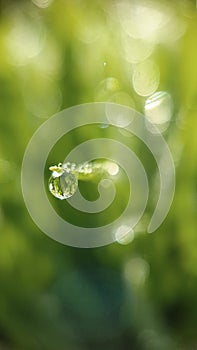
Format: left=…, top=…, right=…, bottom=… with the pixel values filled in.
left=77, top=162, right=94, bottom=175
left=48, top=160, right=118, bottom=200
left=49, top=168, right=78, bottom=200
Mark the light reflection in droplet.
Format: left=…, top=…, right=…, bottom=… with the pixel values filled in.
left=144, top=91, right=173, bottom=133
left=115, top=225, right=134, bottom=245
left=124, top=257, right=150, bottom=287
left=132, top=59, right=160, bottom=97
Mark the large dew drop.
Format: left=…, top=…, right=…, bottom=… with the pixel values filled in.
left=49, top=167, right=78, bottom=200
left=48, top=160, right=118, bottom=200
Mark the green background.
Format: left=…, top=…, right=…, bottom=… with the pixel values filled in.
left=0, top=1, right=197, bottom=349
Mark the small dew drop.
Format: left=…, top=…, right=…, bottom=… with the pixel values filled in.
left=49, top=170, right=78, bottom=200
left=77, top=162, right=94, bottom=175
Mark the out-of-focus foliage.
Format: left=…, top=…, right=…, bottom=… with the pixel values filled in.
left=0, top=0, right=197, bottom=349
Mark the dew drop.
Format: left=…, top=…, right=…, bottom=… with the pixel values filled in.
left=49, top=170, right=78, bottom=200
left=48, top=160, right=114, bottom=200
left=77, top=162, right=94, bottom=175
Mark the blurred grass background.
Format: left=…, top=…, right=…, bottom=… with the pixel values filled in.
left=0, top=0, right=197, bottom=349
